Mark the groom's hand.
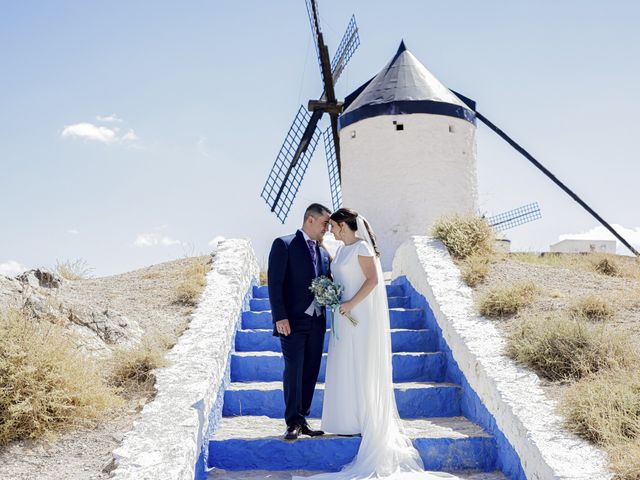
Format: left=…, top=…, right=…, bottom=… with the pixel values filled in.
left=275, top=319, right=291, bottom=336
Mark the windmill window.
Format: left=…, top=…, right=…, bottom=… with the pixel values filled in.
left=351, top=130, right=356, bottom=138
left=395, top=124, right=404, bottom=131
left=449, top=125, right=455, bottom=133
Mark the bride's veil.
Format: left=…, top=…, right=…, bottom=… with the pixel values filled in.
left=348, top=214, right=425, bottom=476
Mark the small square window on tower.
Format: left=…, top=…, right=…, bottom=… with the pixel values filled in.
left=350, top=130, right=356, bottom=138
left=449, top=125, right=455, bottom=133
left=395, top=124, right=404, bottom=131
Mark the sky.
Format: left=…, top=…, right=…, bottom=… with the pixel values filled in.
left=1, top=1, right=639, bottom=277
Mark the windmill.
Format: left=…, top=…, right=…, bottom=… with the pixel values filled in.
left=260, top=0, right=359, bottom=223
left=261, top=2, right=639, bottom=262
left=486, top=202, right=542, bottom=232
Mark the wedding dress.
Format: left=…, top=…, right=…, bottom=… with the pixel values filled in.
left=292, top=216, right=462, bottom=480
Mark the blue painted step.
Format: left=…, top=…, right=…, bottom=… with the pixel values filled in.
left=223, top=381, right=462, bottom=418
left=235, top=328, right=436, bottom=353
left=230, top=352, right=446, bottom=383
left=242, top=308, right=426, bottom=330
left=253, top=284, right=405, bottom=299
left=249, top=296, right=410, bottom=312
left=208, top=416, right=496, bottom=472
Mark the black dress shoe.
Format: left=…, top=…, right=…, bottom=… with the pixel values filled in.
left=300, top=423, right=324, bottom=437
left=284, top=424, right=302, bottom=441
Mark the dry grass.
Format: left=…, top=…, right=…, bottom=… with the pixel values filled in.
left=431, top=213, right=495, bottom=260
left=593, top=254, right=621, bottom=277
left=477, top=281, right=537, bottom=318
left=559, top=368, right=640, bottom=479
left=506, top=314, right=637, bottom=381
left=260, top=271, right=268, bottom=286
left=510, top=251, right=640, bottom=280
left=0, top=308, right=123, bottom=445
left=54, top=258, right=93, bottom=280
left=569, top=295, right=616, bottom=322
left=105, top=331, right=173, bottom=396
left=460, top=254, right=490, bottom=287
left=174, top=256, right=211, bottom=306
left=609, top=438, right=640, bottom=480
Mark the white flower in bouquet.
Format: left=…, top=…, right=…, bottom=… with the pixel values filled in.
left=309, top=275, right=358, bottom=326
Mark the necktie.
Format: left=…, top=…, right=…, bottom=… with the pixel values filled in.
left=307, top=239, right=317, bottom=271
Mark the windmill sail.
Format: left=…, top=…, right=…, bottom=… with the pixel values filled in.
left=323, top=127, right=342, bottom=211
left=261, top=106, right=322, bottom=223
left=487, top=202, right=542, bottom=231
left=260, top=2, right=359, bottom=223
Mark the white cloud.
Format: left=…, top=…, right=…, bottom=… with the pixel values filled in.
left=197, top=135, right=210, bottom=157
left=134, top=233, right=184, bottom=247
left=122, top=129, right=139, bottom=142
left=62, top=116, right=140, bottom=145
left=558, top=223, right=640, bottom=255
left=96, top=114, right=122, bottom=123
left=0, top=260, right=27, bottom=277
left=62, top=122, right=118, bottom=144
left=68, top=228, right=79, bottom=235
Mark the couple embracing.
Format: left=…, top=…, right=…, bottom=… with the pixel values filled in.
left=268, top=204, right=451, bottom=480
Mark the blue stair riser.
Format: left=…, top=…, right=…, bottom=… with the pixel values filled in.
left=208, top=436, right=496, bottom=471
left=250, top=296, right=409, bottom=312
left=223, top=385, right=461, bottom=418
left=235, top=329, right=436, bottom=353
left=253, top=284, right=405, bottom=299
left=230, top=353, right=446, bottom=383
left=242, top=309, right=426, bottom=330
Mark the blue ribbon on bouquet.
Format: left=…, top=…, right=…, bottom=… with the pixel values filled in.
left=329, top=305, right=339, bottom=340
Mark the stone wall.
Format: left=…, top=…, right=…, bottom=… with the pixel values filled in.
left=111, top=239, right=259, bottom=480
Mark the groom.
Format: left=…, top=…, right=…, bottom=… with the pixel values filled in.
left=268, top=203, right=332, bottom=441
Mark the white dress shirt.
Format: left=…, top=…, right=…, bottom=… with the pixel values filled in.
left=299, top=228, right=322, bottom=316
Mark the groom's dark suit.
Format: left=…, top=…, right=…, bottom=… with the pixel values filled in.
left=268, top=229, right=331, bottom=428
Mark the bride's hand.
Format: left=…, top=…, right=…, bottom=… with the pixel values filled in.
left=339, top=301, right=355, bottom=316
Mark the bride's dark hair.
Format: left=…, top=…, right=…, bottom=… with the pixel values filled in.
left=330, top=208, right=381, bottom=257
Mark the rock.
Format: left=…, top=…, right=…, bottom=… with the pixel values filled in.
left=66, top=306, right=143, bottom=346
left=15, top=269, right=63, bottom=289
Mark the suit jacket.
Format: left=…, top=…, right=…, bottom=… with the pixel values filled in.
left=267, top=230, right=331, bottom=336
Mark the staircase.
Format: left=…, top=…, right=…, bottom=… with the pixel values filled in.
left=207, top=283, right=506, bottom=479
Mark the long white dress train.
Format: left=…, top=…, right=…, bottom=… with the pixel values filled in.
left=292, top=216, right=462, bottom=480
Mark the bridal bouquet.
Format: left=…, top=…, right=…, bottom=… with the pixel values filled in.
left=309, top=276, right=358, bottom=327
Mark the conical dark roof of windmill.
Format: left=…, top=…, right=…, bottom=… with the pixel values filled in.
left=339, top=41, right=476, bottom=129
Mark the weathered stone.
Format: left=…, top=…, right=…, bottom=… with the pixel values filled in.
left=16, top=268, right=63, bottom=288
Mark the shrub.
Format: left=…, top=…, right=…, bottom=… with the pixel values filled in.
left=506, top=315, right=636, bottom=381
left=569, top=295, right=615, bottom=322
left=593, top=255, right=620, bottom=277
left=175, top=257, right=209, bottom=305
left=559, top=368, right=640, bottom=445
left=106, top=332, right=172, bottom=396
left=431, top=213, right=495, bottom=260
left=559, top=368, right=640, bottom=479
left=477, top=281, right=537, bottom=318
left=461, top=254, right=490, bottom=287
left=55, top=258, right=93, bottom=280
left=0, top=308, right=122, bottom=445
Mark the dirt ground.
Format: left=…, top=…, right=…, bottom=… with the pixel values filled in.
left=0, top=255, right=211, bottom=480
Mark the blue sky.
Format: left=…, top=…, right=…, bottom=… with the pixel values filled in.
left=1, top=1, right=639, bottom=277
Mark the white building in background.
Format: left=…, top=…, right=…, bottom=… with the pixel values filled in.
left=549, top=238, right=616, bottom=254
left=338, top=41, right=479, bottom=270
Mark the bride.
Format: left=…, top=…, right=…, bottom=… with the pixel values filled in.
left=293, top=208, right=461, bottom=480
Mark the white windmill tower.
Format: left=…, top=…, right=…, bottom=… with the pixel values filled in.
left=338, top=41, right=479, bottom=269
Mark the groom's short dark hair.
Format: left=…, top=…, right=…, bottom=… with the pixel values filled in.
left=304, top=203, right=331, bottom=222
